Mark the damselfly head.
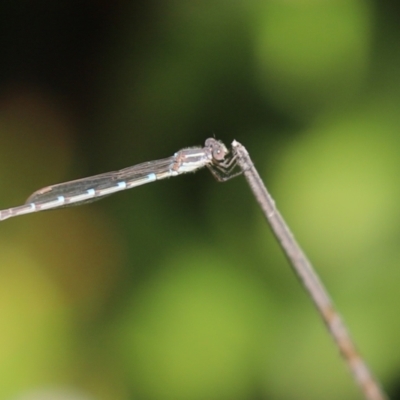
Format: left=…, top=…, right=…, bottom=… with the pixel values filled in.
left=204, top=138, right=228, bottom=161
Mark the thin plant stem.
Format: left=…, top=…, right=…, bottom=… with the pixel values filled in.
left=231, top=140, right=388, bottom=400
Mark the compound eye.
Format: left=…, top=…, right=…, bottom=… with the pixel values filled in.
left=205, top=138, right=228, bottom=161
left=213, top=144, right=227, bottom=161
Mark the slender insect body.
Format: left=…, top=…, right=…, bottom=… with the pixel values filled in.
left=0, top=138, right=232, bottom=221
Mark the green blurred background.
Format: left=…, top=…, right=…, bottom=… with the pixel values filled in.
left=0, top=1, right=399, bottom=399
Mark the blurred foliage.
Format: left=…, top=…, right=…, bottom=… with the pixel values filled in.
left=0, top=0, right=400, bottom=399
